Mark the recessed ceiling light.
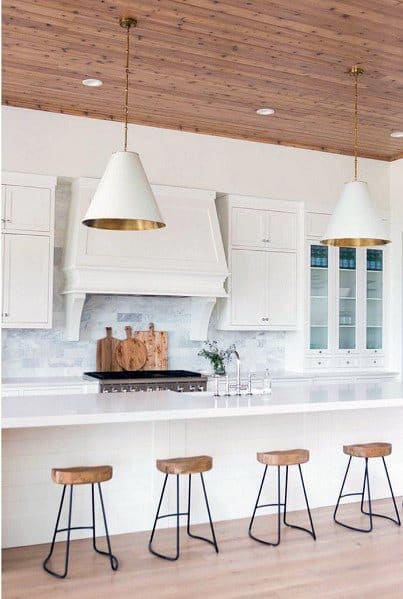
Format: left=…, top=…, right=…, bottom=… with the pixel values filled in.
left=390, top=130, right=403, bottom=138
left=82, top=78, right=103, bottom=87
left=256, top=107, right=275, bottom=115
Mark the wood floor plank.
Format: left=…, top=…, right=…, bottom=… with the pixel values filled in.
left=3, top=497, right=403, bottom=598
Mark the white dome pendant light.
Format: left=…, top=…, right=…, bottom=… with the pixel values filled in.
left=82, top=17, right=165, bottom=231
left=321, top=66, right=389, bottom=247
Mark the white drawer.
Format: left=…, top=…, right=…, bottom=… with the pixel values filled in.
left=336, top=357, right=360, bottom=368
left=308, top=349, right=331, bottom=357
left=360, top=356, right=385, bottom=369
left=305, top=357, right=332, bottom=369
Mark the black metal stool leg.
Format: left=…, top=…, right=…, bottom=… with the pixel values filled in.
left=283, top=465, right=316, bottom=540
left=360, top=457, right=401, bottom=526
left=92, top=483, right=119, bottom=570
left=43, top=484, right=73, bottom=579
left=148, top=474, right=182, bottom=561
left=334, top=456, right=373, bottom=533
left=186, top=473, right=219, bottom=552
left=249, top=465, right=282, bottom=547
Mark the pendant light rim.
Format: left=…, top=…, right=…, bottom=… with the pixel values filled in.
left=320, top=237, right=390, bottom=247
left=82, top=217, right=166, bottom=231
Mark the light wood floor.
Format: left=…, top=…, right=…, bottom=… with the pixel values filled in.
left=3, top=498, right=403, bottom=599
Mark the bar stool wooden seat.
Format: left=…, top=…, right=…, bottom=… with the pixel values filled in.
left=156, top=455, right=212, bottom=475
left=51, top=465, right=113, bottom=485
left=43, top=465, right=118, bottom=579
left=257, top=449, right=309, bottom=467
left=334, top=441, right=400, bottom=533
left=343, top=442, right=391, bottom=459
left=249, top=449, right=316, bottom=547
left=149, top=455, right=218, bottom=561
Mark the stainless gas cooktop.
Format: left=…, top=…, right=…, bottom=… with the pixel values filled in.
left=84, top=370, right=208, bottom=393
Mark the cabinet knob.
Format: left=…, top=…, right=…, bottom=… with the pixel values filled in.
left=3, top=312, right=8, bottom=317
left=261, top=238, right=270, bottom=243
left=261, top=317, right=269, bottom=322
left=1, top=218, right=11, bottom=223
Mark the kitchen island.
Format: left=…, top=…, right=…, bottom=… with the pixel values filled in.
left=3, top=381, right=403, bottom=548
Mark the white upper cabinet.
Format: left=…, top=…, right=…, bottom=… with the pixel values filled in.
left=267, top=210, right=297, bottom=250
left=2, top=234, right=52, bottom=327
left=231, top=207, right=267, bottom=250
left=231, top=205, right=297, bottom=251
left=267, top=251, right=297, bottom=327
left=1, top=173, right=56, bottom=329
left=2, top=186, right=52, bottom=233
left=216, top=194, right=302, bottom=331
left=231, top=249, right=267, bottom=325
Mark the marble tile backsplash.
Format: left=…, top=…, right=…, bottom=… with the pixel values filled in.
left=1, top=184, right=286, bottom=379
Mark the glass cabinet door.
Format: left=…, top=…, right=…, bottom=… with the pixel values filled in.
left=366, top=249, right=383, bottom=350
left=338, top=248, right=357, bottom=350
left=309, top=245, right=329, bottom=350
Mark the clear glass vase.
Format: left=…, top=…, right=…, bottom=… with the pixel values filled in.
left=213, top=361, right=225, bottom=376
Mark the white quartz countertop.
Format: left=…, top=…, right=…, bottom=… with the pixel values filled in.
left=2, top=376, right=99, bottom=388
left=3, top=381, right=403, bottom=429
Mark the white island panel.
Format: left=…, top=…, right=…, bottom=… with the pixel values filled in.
left=2, top=382, right=403, bottom=548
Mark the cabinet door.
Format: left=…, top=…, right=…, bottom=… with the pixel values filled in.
left=4, top=186, right=51, bottom=233
left=267, top=211, right=297, bottom=250
left=267, top=252, right=297, bottom=327
left=337, top=248, right=357, bottom=351
left=231, top=249, right=267, bottom=325
left=1, top=186, right=6, bottom=231
left=231, top=207, right=267, bottom=249
left=365, top=249, right=383, bottom=351
left=2, top=234, right=51, bottom=327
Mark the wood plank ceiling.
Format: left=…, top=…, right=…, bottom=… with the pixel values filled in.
left=2, top=0, right=403, bottom=161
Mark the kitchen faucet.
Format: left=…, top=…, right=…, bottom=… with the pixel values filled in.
left=228, top=348, right=241, bottom=395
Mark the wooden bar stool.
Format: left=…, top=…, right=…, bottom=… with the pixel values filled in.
left=249, top=449, right=316, bottom=546
left=334, top=442, right=401, bottom=533
left=148, top=455, right=219, bottom=560
left=43, top=465, right=118, bottom=578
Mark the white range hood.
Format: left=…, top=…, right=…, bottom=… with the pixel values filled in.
left=62, top=179, right=228, bottom=340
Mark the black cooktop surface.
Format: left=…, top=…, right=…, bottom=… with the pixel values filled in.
left=84, top=370, right=203, bottom=380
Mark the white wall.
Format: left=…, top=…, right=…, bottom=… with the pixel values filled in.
left=2, top=106, right=390, bottom=209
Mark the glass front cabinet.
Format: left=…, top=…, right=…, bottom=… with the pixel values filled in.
left=307, top=243, right=386, bottom=370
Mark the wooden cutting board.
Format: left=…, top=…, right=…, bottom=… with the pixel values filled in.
left=135, top=323, right=168, bottom=370
left=116, top=326, right=148, bottom=371
left=96, top=327, right=122, bottom=372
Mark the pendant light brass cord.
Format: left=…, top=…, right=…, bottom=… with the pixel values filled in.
left=120, top=17, right=137, bottom=152
left=354, top=71, right=358, bottom=180
left=350, top=65, right=364, bottom=181
left=124, top=23, right=130, bottom=151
